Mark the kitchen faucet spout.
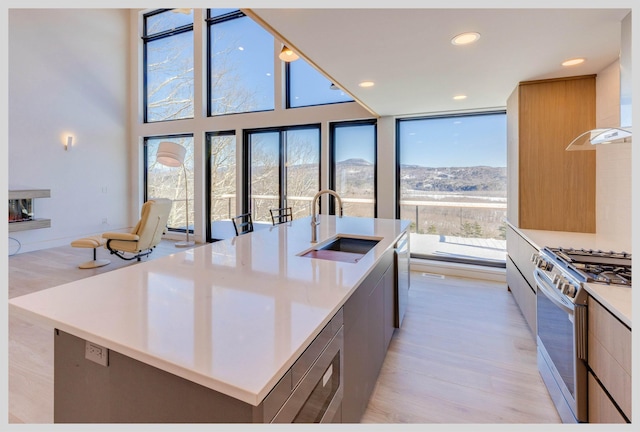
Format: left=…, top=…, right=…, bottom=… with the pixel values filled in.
left=310, top=189, right=343, bottom=243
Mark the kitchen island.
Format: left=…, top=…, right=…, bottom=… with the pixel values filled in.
left=9, top=215, right=410, bottom=423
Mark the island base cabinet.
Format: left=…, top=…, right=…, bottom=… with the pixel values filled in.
left=54, top=310, right=344, bottom=424
left=54, top=330, right=258, bottom=423
left=342, top=250, right=394, bottom=422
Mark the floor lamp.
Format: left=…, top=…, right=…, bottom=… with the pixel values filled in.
left=156, top=141, right=195, bottom=247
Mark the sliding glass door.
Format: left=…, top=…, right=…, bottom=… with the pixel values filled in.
left=245, top=125, right=320, bottom=224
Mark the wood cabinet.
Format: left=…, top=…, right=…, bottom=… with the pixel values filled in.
left=587, top=296, right=631, bottom=423
left=588, top=372, right=627, bottom=423
left=505, top=224, right=537, bottom=337
left=342, top=249, right=394, bottom=422
left=507, top=75, right=596, bottom=232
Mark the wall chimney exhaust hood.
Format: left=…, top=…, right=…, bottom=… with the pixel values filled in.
left=566, top=12, right=632, bottom=151
left=565, top=127, right=632, bottom=151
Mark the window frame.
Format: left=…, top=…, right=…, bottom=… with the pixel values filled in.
left=205, top=9, right=275, bottom=117
left=285, top=62, right=355, bottom=109
left=143, top=133, right=194, bottom=235
left=205, top=130, right=236, bottom=242
left=395, top=110, right=507, bottom=268
left=242, top=124, right=322, bottom=220
left=142, top=9, right=195, bottom=124
left=329, top=119, right=378, bottom=217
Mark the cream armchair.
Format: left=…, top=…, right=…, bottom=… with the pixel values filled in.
left=102, top=198, right=172, bottom=261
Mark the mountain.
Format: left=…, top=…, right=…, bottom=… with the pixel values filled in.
left=400, top=165, right=506, bottom=193
left=337, top=158, right=373, bottom=166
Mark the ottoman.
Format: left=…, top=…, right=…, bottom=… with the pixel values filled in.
left=70, top=235, right=111, bottom=269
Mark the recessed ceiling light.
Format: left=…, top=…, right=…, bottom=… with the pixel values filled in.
left=358, top=81, right=375, bottom=88
left=451, top=32, right=481, bottom=46
left=453, top=95, right=467, bottom=100
left=562, top=58, right=586, bottom=67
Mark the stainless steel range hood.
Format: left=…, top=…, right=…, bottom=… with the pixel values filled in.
left=566, top=12, right=632, bottom=151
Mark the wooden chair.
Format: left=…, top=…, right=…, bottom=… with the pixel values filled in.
left=232, top=212, right=254, bottom=236
left=102, top=198, right=172, bottom=261
left=269, top=207, right=293, bottom=225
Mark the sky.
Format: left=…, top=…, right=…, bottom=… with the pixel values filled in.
left=399, top=112, right=507, bottom=167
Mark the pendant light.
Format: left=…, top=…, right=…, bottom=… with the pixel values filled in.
left=279, top=46, right=299, bottom=62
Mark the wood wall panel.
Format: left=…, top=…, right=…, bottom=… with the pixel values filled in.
left=517, top=75, right=596, bottom=232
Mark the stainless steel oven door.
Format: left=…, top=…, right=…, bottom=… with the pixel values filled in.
left=534, top=269, right=587, bottom=423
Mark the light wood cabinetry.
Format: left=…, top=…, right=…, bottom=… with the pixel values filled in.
left=587, top=296, right=631, bottom=423
left=505, top=224, right=537, bottom=336
left=507, top=75, right=596, bottom=233
left=588, top=372, right=626, bottom=423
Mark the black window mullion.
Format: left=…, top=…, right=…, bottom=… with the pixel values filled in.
left=242, top=130, right=251, bottom=216
left=280, top=131, right=287, bottom=209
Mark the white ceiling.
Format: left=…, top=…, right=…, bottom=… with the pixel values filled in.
left=250, top=8, right=630, bottom=117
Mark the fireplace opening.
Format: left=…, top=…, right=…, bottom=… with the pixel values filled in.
left=9, top=198, right=34, bottom=223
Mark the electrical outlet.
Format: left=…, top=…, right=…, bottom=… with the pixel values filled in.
left=85, top=341, right=109, bottom=366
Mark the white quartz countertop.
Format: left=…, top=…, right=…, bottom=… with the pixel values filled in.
left=508, top=222, right=632, bottom=327
left=515, top=225, right=632, bottom=254
left=9, top=215, right=409, bottom=406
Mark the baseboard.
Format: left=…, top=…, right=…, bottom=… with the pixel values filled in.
left=411, top=258, right=506, bottom=283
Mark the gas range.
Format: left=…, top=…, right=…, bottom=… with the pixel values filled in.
left=531, top=247, right=632, bottom=303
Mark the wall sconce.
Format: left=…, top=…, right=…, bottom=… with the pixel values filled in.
left=65, top=135, right=73, bottom=151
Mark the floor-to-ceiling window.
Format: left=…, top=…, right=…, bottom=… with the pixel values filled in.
left=245, top=126, right=321, bottom=224
left=397, top=112, right=507, bottom=266
left=145, top=135, right=194, bottom=234
left=330, top=120, right=377, bottom=217
left=206, top=131, right=236, bottom=241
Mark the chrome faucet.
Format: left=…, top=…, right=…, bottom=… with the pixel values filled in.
left=310, top=189, right=343, bottom=243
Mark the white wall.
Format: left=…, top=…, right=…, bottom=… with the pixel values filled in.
left=595, top=60, right=632, bottom=251
left=8, top=9, right=130, bottom=253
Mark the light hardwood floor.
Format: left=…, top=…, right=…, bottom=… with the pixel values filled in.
left=7, top=242, right=561, bottom=424
left=361, top=273, right=561, bottom=423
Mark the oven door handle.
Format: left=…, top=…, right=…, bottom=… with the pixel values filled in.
left=533, top=269, right=574, bottom=315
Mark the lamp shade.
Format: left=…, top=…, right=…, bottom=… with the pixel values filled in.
left=156, top=141, right=186, bottom=167
left=279, top=46, right=299, bottom=62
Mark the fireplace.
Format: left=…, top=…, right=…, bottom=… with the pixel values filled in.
left=8, top=189, right=51, bottom=232
left=9, top=198, right=34, bottom=223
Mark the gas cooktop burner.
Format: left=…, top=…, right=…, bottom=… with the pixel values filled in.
left=544, top=247, right=632, bottom=286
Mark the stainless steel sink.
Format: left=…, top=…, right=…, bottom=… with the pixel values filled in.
left=317, top=237, right=380, bottom=254
left=298, top=235, right=381, bottom=263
